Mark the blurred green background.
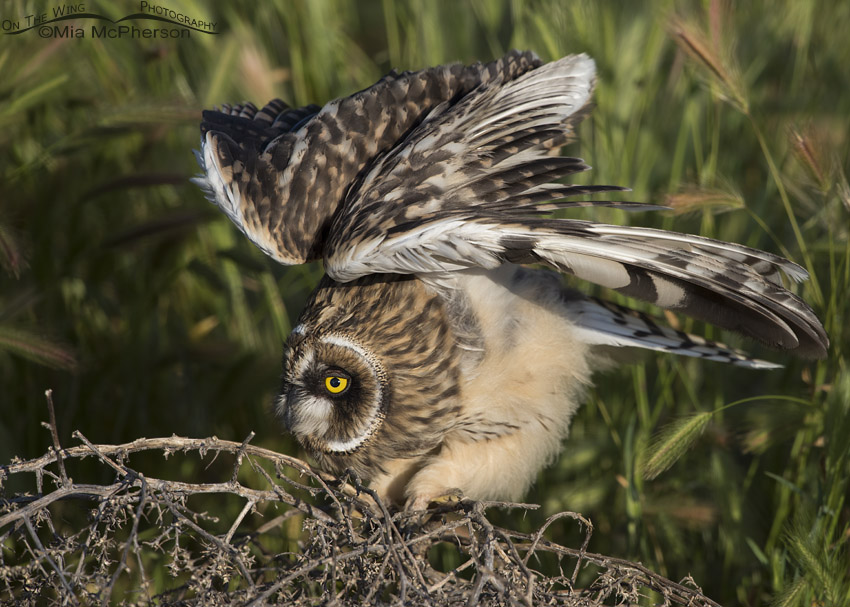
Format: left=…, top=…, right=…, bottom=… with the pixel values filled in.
left=1, top=0, right=848, bottom=604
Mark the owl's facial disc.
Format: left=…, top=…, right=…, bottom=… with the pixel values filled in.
left=279, top=332, right=387, bottom=455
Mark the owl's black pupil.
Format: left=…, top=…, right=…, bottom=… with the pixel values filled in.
left=329, top=377, right=341, bottom=388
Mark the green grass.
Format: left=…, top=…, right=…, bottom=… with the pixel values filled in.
left=1, top=0, right=848, bottom=604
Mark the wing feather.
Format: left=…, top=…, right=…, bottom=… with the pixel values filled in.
left=193, top=50, right=544, bottom=265
left=326, top=215, right=827, bottom=357
left=193, top=51, right=828, bottom=360
left=325, top=54, right=631, bottom=262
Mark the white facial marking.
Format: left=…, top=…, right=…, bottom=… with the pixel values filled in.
left=319, top=333, right=369, bottom=354
left=316, top=333, right=385, bottom=454
left=325, top=433, right=377, bottom=454
left=293, top=348, right=315, bottom=382
left=289, top=395, right=333, bottom=437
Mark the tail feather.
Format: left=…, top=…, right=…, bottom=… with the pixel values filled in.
left=566, top=295, right=782, bottom=369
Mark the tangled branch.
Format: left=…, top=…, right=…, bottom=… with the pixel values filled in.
left=1, top=411, right=722, bottom=606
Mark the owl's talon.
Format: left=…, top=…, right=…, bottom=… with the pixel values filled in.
left=431, top=488, right=464, bottom=506
left=406, top=488, right=464, bottom=512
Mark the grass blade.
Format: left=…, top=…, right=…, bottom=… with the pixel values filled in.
left=0, top=325, right=77, bottom=370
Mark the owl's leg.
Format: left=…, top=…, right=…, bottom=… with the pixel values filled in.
left=404, top=418, right=570, bottom=508
left=369, top=457, right=430, bottom=507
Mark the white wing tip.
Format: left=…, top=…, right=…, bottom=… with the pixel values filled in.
left=742, top=359, right=784, bottom=370
left=561, top=53, right=595, bottom=73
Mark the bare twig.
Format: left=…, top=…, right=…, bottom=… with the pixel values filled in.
left=43, top=389, right=69, bottom=487
left=224, top=498, right=257, bottom=545
left=232, top=431, right=255, bottom=483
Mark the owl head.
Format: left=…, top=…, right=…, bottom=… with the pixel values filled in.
left=275, top=273, right=463, bottom=480
left=279, top=328, right=389, bottom=457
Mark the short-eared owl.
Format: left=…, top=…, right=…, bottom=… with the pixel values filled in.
left=193, top=51, right=827, bottom=508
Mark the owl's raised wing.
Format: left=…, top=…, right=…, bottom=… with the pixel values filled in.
left=322, top=54, right=827, bottom=358
left=192, top=50, right=546, bottom=265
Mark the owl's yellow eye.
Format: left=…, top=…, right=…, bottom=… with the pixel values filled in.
left=324, top=374, right=349, bottom=394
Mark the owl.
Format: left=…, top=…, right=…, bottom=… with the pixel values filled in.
left=192, top=51, right=828, bottom=509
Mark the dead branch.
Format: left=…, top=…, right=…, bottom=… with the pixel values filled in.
left=0, top=431, right=723, bottom=606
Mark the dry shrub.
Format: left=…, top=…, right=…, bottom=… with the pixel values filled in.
left=1, top=426, right=720, bottom=606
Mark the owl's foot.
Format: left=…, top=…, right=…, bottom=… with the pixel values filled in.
left=406, top=487, right=465, bottom=512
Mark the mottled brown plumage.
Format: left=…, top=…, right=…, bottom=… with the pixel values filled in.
left=193, top=51, right=828, bottom=507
